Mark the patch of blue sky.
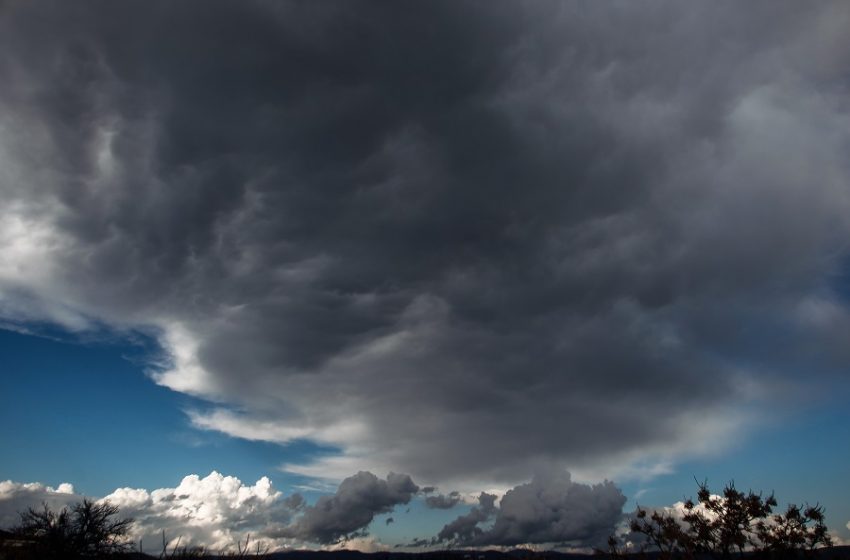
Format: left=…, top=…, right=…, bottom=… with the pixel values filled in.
left=0, top=328, right=338, bottom=497
left=370, top=498, right=473, bottom=547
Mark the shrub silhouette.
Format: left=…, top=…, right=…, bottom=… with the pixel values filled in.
left=610, top=480, right=832, bottom=560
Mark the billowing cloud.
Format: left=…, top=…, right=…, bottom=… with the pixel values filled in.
left=436, top=492, right=499, bottom=545
left=101, top=471, right=293, bottom=552
left=276, top=472, right=419, bottom=544
left=0, top=480, right=79, bottom=528
left=2, top=0, right=850, bottom=488
left=437, top=470, right=626, bottom=548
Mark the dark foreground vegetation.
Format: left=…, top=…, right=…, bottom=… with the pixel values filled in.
left=1, top=482, right=846, bottom=560
left=605, top=481, right=842, bottom=560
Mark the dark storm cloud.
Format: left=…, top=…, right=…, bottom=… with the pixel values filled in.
left=276, top=472, right=418, bottom=544
left=435, top=492, right=498, bottom=545
left=436, top=470, right=626, bottom=547
left=2, top=0, right=850, bottom=485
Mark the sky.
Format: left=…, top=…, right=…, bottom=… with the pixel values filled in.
left=1, top=0, right=850, bottom=553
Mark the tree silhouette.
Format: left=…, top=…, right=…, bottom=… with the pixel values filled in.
left=615, top=480, right=832, bottom=560
left=11, top=498, right=133, bottom=559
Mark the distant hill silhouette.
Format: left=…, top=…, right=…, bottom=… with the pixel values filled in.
left=184, top=547, right=850, bottom=560
left=3, top=542, right=848, bottom=559
left=253, top=548, right=850, bottom=560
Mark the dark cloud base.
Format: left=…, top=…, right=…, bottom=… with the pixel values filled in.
left=1, top=0, right=850, bottom=484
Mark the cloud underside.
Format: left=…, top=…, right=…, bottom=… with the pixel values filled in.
left=2, top=1, right=850, bottom=485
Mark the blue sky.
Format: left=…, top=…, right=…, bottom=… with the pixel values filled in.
left=2, top=0, right=850, bottom=551
left=0, top=328, right=333, bottom=495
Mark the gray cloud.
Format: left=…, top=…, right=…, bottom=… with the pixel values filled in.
left=436, top=492, right=499, bottom=545
left=277, top=472, right=419, bottom=544
left=437, top=470, right=626, bottom=548
left=425, top=492, right=462, bottom=510
left=2, top=0, right=850, bottom=486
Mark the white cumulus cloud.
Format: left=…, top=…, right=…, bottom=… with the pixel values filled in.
left=101, top=471, right=294, bottom=552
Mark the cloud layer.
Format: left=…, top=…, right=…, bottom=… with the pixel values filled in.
left=2, top=1, right=850, bottom=486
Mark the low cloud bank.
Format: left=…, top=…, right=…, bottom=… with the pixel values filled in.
left=1, top=469, right=628, bottom=550
left=436, top=470, right=626, bottom=548
left=1, top=471, right=420, bottom=550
